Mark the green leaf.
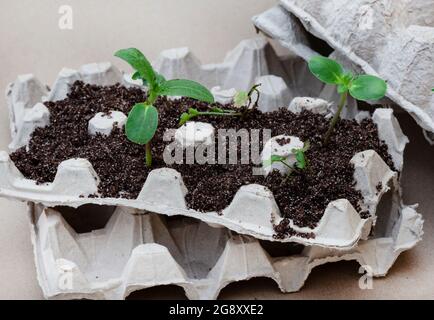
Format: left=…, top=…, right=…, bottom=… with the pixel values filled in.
left=115, top=48, right=156, bottom=88
left=337, top=84, right=348, bottom=94
left=155, top=73, right=166, bottom=86
left=292, top=141, right=309, bottom=170
left=132, top=70, right=164, bottom=87
left=179, top=112, right=191, bottom=126
left=210, top=107, right=237, bottom=114
left=125, top=103, right=159, bottom=145
left=131, top=71, right=142, bottom=80
left=132, top=71, right=148, bottom=86
left=308, top=56, right=344, bottom=84
left=349, top=75, right=387, bottom=101
left=210, top=107, right=225, bottom=113
left=341, top=72, right=354, bottom=85
left=294, top=151, right=307, bottom=170
left=234, top=91, right=249, bottom=107
left=271, top=155, right=286, bottom=162
left=179, top=108, right=200, bottom=126
left=157, top=79, right=214, bottom=103
left=188, top=108, right=200, bottom=116
left=263, top=155, right=286, bottom=167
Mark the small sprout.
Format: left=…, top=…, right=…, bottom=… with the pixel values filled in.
left=132, top=71, right=166, bottom=88
left=308, top=56, right=387, bottom=144
left=292, top=141, right=310, bottom=170
left=179, top=107, right=241, bottom=126
left=262, top=154, right=287, bottom=168
left=234, top=91, right=249, bottom=108
left=179, top=84, right=262, bottom=125
left=115, top=48, right=214, bottom=166
left=234, top=84, right=261, bottom=111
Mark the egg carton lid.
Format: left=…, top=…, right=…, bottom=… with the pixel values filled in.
left=253, top=0, right=434, bottom=139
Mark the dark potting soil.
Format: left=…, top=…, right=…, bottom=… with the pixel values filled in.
left=10, top=81, right=395, bottom=238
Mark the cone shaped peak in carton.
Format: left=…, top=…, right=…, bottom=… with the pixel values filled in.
left=288, top=97, right=331, bottom=116
left=88, top=111, right=127, bottom=136
left=8, top=102, right=50, bottom=151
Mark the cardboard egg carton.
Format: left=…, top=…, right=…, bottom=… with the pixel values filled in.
left=1, top=39, right=414, bottom=249
left=253, top=0, right=434, bottom=136
left=28, top=201, right=423, bottom=300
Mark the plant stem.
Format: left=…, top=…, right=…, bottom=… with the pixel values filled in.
left=198, top=111, right=242, bottom=117
left=146, top=94, right=156, bottom=105
left=279, top=161, right=294, bottom=187
left=145, top=142, right=152, bottom=167
left=279, top=160, right=294, bottom=171
left=324, top=91, right=348, bottom=145
left=144, top=88, right=156, bottom=167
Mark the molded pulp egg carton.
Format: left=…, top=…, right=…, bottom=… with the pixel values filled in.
left=253, top=0, right=434, bottom=140
left=1, top=39, right=423, bottom=299
left=1, top=39, right=419, bottom=249
left=29, top=202, right=422, bottom=300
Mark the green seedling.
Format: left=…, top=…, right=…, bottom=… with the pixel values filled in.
left=179, top=107, right=242, bottom=126
left=115, top=48, right=214, bottom=166
left=234, top=84, right=261, bottom=110
left=178, top=84, right=261, bottom=126
left=308, top=56, right=387, bottom=144
left=293, top=141, right=310, bottom=170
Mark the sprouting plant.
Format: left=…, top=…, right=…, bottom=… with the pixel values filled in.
left=292, top=141, right=310, bottom=170
left=115, top=48, right=214, bottom=166
left=179, top=107, right=242, bottom=126
left=178, top=84, right=261, bottom=126
left=233, top=84, right=261, bottom=110
left=264, top=141, right=310, bottom=183
left=308, top=56, right=387, bottom=144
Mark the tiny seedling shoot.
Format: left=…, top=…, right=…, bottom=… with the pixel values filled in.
left=115, top=48, right=215, bottom=166
left=308, top=56, right=387, bottom=144
left=264, top=141, right=310, bottom=184
left=178, top=84, right=261, bottom=126
left=233, top=84, right=261, bottom=110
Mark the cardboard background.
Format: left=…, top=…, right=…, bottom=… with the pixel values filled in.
left=0, top=0, right=432, bottom=299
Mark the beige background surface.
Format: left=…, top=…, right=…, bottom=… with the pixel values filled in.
left=0, top=0, right=433, bottom=300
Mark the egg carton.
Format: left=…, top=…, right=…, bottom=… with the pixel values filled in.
left=253, top=0, right=434, bottom=137
left=1, top=39, right=414, bottom=249
left=2, top=38, right=423, bottom=299
left=28, top=201, right=423, bottom=300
